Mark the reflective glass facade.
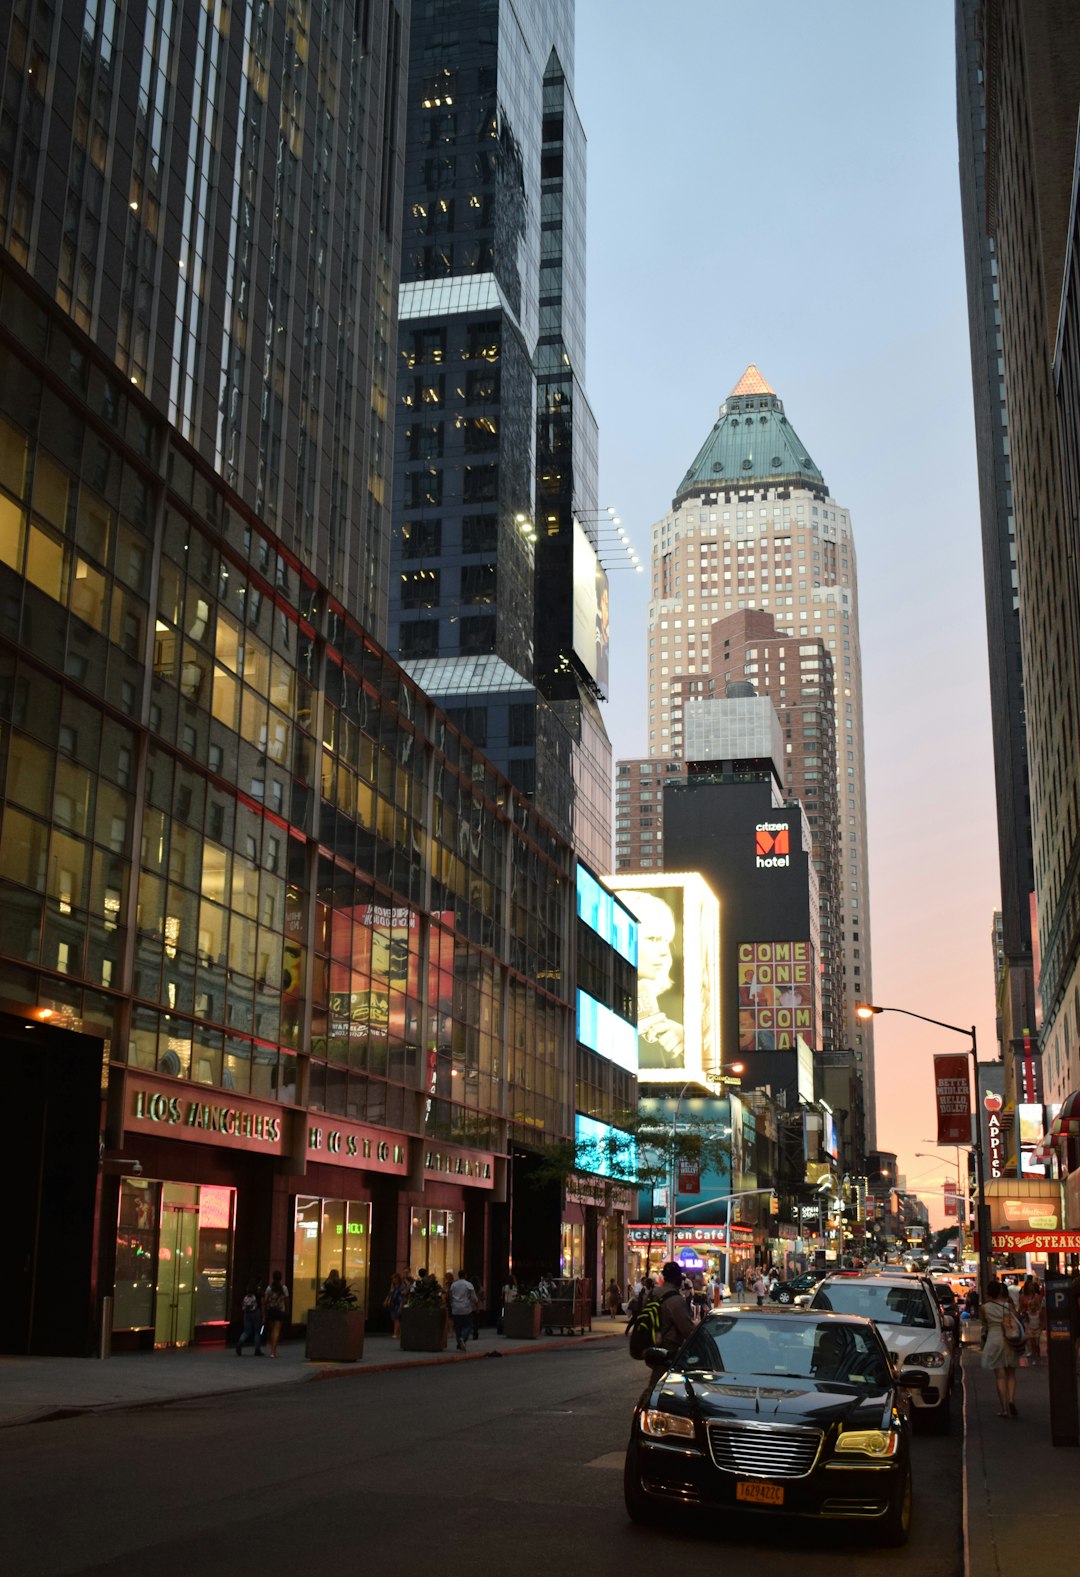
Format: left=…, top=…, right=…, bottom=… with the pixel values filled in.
left=0, top=0, right=405, bottom=635
left=389, top=0, right=612, bottom=870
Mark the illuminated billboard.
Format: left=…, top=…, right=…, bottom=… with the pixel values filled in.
left=605, top=872, right=720, bottom=1084
left=736, top=939, right=815, bottom=1051
left=572, top=519, right=610, bottom=692
left=576, top=863, right=637, bottom=965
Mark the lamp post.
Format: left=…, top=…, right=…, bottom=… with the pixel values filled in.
left=915, top=1149, right=967, bottom=1261
left=667, top=1066, right=743, bottom=1262
left=857, top=1002, right=991, bottom=1296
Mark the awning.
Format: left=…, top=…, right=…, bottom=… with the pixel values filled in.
left=1049, top=1089, right=1080, bottom=1138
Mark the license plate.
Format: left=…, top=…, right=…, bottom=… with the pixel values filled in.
left=736, top=1481, right=784, bottom=1506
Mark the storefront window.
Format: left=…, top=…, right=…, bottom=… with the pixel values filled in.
left=409, top=1207, right=462, bottom=1285
left=560, top=1220, right=584, bottom=1278
left=113, top=1177, right=235, bottom=1343
left=292, top=1195, right=372, bottom=1325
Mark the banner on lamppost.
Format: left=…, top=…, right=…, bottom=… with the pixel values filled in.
left=934, top=1054, right=973, bottom=1144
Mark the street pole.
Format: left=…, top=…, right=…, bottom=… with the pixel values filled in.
left=856, top=1005, right=992, bottom=1298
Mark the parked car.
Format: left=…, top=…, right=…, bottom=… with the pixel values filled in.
left=809, top=1273, right=956, bottom=1433
left=769, top=1270, right=827, bottom=1305
left=624, top=1306, right=916, bottom=1544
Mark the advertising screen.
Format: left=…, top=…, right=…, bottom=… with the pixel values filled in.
left=572, top=520, right=610, bottom=692
left=607, top=873, right=720, bottom=1084
left=576, top=863, right=637, bottom=966
left=736, top=939, right=815, bottom=1050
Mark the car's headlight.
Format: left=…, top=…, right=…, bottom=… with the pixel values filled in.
left=904, top=1351, right=947, bottom=1368
left=640, top=1409, right=696, bottom=1439
left=835, top=1428, right=901, bottom=1457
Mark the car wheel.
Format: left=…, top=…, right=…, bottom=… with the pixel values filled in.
left=776, top=1290, right=794, bottom=1305
left=624, top=1440, right=666, bottom=1527
left=878, top=1459, right=912, bottom=1547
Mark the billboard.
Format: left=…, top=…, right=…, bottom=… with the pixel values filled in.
left=737, top=939, right=815, bottom=1050
left=934, top=1054, right=972, bottom=1145
left=606, top=872, right=720, bottom=1083
left=572, top=519, right=610, bottom=692
left=978, top=1065, right=1006, bottom=1180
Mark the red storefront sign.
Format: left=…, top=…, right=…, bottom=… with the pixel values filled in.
left=126, top=1073, right=285, bottom=1154
left=307, top=1117, right=409, bottom=1175
left=990, top=1230, right=1080, bottom=1254
left=934, top=1054, right=972, bottom=1144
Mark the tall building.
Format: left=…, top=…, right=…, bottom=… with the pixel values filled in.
left=0, top=3, right=635, bottom=1355
left=623, top=364, right=875, bottom=1137
left=958, top=2, right=1080, bottom=1150
left=955, top=0, right=1037, bottom=1067
left=389, top=0, right=612, bottom=870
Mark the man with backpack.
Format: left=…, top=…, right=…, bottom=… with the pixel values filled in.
left=628, top=1261, right=695, bottom=1365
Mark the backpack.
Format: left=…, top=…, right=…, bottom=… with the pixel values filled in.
left=627, top=1289, right=679, bottom=1360
left=1001, top=1305, right=1026, bottom=1350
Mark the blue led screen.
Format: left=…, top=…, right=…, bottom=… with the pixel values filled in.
left=576, top=864, right=638, bottom=966
left=575, top=1113, right=638, bottom=1181
left=577, top=989, right=639, bottom=1074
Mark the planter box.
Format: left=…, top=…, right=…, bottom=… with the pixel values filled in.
left=305, top=1307, right=365, bottom=1363
left=400, top=1303, right=448, bottom=1352
left=503, top=1300, right=542, bottom=1340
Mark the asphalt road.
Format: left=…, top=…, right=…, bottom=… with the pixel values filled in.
left=1, top=1345, right=963, bottom=1576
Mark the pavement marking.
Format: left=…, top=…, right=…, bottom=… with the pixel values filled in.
left=584, top=1451, right=624, bottom=1470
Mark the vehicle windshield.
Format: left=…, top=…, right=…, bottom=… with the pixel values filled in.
left=813, top=1282, right=936, bottom=1328
left=674, top=1315, right=892, bottom=1387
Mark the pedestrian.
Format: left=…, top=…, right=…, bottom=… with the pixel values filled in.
left=980, top=1276, right=1021, bottom=1416
left=1019, top=1274, right=1045, bottom=1366
left=644, top=1261, right=697, bottom=1368
left=735, top=1273, right=745, bottom=1299
left=606, top=1278, right=623, bottom=1318
left=752, top=1270, right=767, bottom=1306
left=384, top=1271, right=406, bottom=1339
left=262, top=1270, right=289, bottom=1358
left=448, top=1268, right=478, bottom=1351
left=627, top=1276, right=653, bottom=1318
left=469, top=1272, right=485, bottom=1340
left=235, top=1282, right=263, bottom=1356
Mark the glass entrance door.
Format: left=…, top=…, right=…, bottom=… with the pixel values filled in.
left=154, top=1183, right=199, bottom=1347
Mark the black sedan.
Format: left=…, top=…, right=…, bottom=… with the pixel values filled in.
left=624, top=1308, right=918, bottom=1545
left=768, top=1270, right=826, bottom=1305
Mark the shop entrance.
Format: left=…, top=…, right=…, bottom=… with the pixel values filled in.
left=154, top=1185, right=199, bottom=1348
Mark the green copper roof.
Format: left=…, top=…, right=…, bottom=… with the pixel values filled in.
left=675, top=365, right=826, bottom=502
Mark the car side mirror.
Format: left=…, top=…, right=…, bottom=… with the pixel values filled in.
left=794, top=1294, right=812, bottom=1308
left=943, top=1314, right=956, bottom=1330
left=645, top=1346, right=670, bottom=1367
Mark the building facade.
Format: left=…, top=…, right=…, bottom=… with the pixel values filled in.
left=622, top=364, right=874, bottom=1137
left=964, top=1, right=1080, bottom=1136
left=389, top=0, right=612, bottom=870
left=0, top=2, right=632, bottom=1354
left=956, top=0, right=1038, bottom=1070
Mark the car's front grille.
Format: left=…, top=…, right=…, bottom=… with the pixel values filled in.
left=706, top=1420, right=823, bottom=1479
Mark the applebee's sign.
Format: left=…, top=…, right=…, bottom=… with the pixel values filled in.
left=985, top=1091, right=1004, bottom=1179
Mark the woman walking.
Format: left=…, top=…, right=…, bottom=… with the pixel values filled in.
left=262, top=1269, right=289, bottom=1358
left=606, top=1278, right=623, bottom=1318
left=385, top=1271, right=406, bottom=1339
left=981, top=1276, right=1021, bottom=1416
left=1019, top=1274, right=1045, bottom=1366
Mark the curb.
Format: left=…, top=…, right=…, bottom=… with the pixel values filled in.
left=961, top=1350, right=971, bottom=1577
left=0, top=1331, right=623, bottom=1428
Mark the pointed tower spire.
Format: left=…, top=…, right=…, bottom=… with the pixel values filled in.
left=729, top=363, right=775, bottom=397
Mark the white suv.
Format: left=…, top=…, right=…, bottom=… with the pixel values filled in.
left=809, top=1273, right=956, bottom=1433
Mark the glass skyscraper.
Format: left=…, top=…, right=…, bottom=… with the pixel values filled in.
left=389, top=0, right=612, bottom=870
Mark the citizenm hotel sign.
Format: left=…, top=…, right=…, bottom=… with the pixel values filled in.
left=755, top=823, right=790, bottom=869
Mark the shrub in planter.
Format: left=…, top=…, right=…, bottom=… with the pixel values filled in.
left=400, top=1277, right=449, bottom=1351
left=503, top=1293, right=542, bottom=1340
left=305, top=1273, right=365, bottom=1362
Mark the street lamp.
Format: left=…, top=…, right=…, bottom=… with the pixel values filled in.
left=915, top=1149, right=968, bottom=1260
left=667, top=1065, right=744, bottom=1261
left=856, top=1002, right=990, bottom=1296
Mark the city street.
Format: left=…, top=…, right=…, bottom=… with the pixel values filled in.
left=2, top=1345, right=962, bottom=1576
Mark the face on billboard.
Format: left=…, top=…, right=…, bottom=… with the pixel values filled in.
left=621, top=888, right=685, bottom=1071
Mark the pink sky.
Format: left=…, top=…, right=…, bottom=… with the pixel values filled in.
left=577, top=4, right=999, bottom=1228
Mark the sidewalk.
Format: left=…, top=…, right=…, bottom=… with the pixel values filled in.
left=0, top=1316, right=626, bottom=1430
left=963, top=1343, right=1079, bottom=1577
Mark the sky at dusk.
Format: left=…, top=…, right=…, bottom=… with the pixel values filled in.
left=575, top=1, right=998, bottom=1224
